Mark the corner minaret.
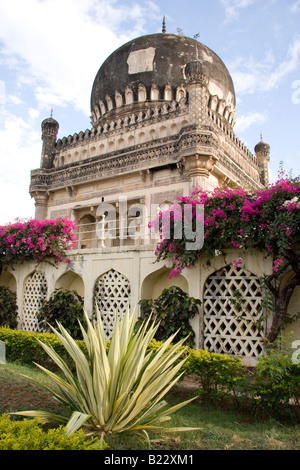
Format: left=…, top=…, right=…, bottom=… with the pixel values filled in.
left=41, top=110, right=59, bottom=169
left=182, top=59, right=218, bottom=191
left=254, top=134, right=270, bottom=186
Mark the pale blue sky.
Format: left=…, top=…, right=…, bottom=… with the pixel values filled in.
left=0, top=0, right=299, bottom=224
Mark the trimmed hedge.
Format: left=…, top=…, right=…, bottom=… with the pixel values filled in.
left=1, top=327, right=299, bottom=420
left=0, top=415, right=107, bottom=450
left=147, top=338, right=245, bottom=401
left=0, top=326, right=87, bottom=371
left=186, top=348, right=246, bottom=401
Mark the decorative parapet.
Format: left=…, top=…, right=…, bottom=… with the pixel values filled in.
left=55, top=99, right=187, bottom=152
left=30, top=127, right=262, bottom=195
left=30, top=130, right=205, bottom=192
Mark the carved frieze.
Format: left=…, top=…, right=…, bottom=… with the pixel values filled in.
left=30, top=131, right=219, bottom=193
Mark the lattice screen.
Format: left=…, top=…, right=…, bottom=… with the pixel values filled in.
left=22, top=271, right=47, bottom=332
left=93, top=269, right=131, bottom=339
left=203, top=265, right=264, bottom=358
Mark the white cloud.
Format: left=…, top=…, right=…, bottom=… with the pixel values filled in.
left=265, top=38, right=300, bottom=91
left=290, top=0, right=300, bottom=12
left=0, top=80, right=5, bottom=105
left=0, top=0, right=161, bottom=115
left=234, top=111, right=267, bottom=132
left=0, top=0, right=162, bottom=224
left=0, top=108, right=41, bottom=224
left=220, top=0, right=258, bottom=21
left=230, top=36, right=300, bottom=96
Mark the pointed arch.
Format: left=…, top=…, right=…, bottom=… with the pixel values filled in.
left=141, top=266, right=188, bottom=300
left=0, top=271, right=17, bottom=293
left=55, top=270, right=84, bottom=298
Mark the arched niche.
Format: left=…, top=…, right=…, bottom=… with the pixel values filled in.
left=115, top=91, right=123, bottom=107
left=125, top=86, right=134, bottom=105
left=150, top=84, right=160, bottom=101
left=138, top=131, right=146, bottom=144
left=138, top=84, right=146, bottom=102
left=141, top=266, right=189, bottom=300
left=55, top=271, right=84, bottom=298
left=0, top=271, right=17, bottom=293
left=117, top=138, right=125, bottom=150
left=170, top=123, right=178, bottom=135
left=159, top=126, right=167, bottom=138
left=164, top=84, right=173, bottom=101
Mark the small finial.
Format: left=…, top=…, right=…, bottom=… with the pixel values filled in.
left=50, top=107, right=53, bottom=118
left=260, top=132, right=263, bottom=142
left=162, top=16, right=166, bottom=33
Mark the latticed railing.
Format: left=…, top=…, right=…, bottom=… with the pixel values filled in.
left=203, top=265, right=265, bottom=358
left=76, top=216, right=158, bottom=249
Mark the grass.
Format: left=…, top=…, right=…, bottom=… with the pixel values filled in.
left=0, top=362, right=299, bottom=451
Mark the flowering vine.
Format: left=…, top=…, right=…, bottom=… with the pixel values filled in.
left=151, top=177, right=300, bottom=342
left=0, top=217, right=78, bottom=273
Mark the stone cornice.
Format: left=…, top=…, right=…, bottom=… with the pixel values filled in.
left=30, top=130, right=219, bottom=193
left=30, top=127, right=262, bottom=194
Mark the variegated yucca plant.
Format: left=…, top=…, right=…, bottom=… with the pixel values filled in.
left=13, top=308, right=198, bottom=440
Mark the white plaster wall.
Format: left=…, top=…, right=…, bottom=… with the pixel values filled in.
left=1, top=247, right=299, bottom=365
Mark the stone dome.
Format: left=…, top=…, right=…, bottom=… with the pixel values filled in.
left=91, top=33, right=236, bottom=123
left=41, top=116, right=59, bottom=133
left=254, top=137, right=270, bottom=154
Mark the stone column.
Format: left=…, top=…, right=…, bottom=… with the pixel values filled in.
left=183, top=60, right=217, bottom=192
left=185, top=60, right=210, bottom=128
left=183, top=153, right=218, bottom=192
left=32, top=191, right=49, bottom=220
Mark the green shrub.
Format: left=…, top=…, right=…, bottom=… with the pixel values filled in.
left=0, top=326, right=87, bottom=371
left=0, top=286, right=18, bottom=329
left=0, top=414, right=107, bottom=450
left=250, top=348, right=300, bottom=419
left=37, top=289, right=85, bottom=340
left=139, top=286, right=201, bottom=347
left=185, top=348, right=247, bottom=401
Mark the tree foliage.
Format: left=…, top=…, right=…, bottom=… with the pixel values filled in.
left=0, top=217, right=77, bottom=273
left=0, top=286, right=18, bottom=329
left=151, top=176, right=300, bottom=343
left=139, top=286, right=201, bottom=347
left=37, top=289, right=85, bottom=340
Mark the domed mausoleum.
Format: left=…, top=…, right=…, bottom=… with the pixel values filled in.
left=30, top=28, right=269, bottom=226
left=10, top=25, right=291, bottom=367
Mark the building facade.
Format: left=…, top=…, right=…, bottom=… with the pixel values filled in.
left=30, top=31, right=269, bottom=237
left=5, top=29, right=298, bottom=367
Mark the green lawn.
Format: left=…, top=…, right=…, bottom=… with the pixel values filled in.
left=0, top=362, right=299, bottom=451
